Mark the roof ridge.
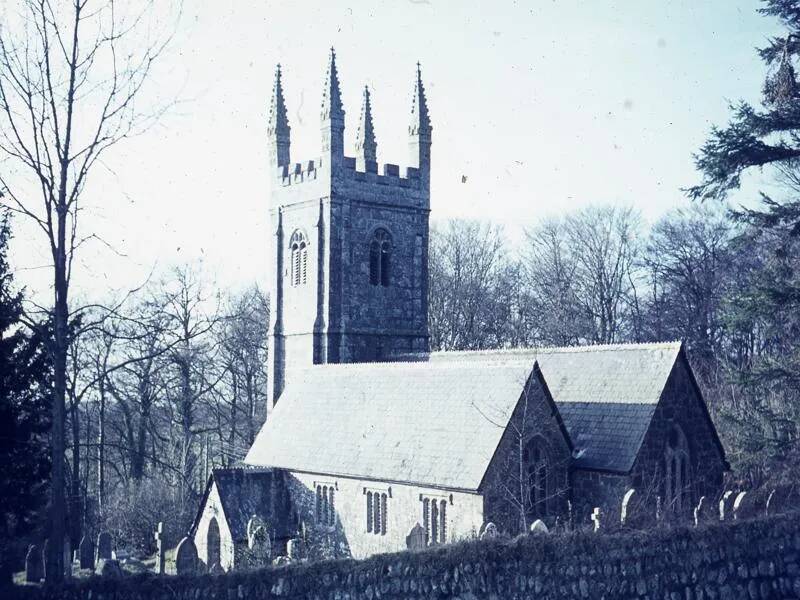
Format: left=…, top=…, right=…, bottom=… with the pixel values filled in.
left=429, top=340, right=682, bottom=357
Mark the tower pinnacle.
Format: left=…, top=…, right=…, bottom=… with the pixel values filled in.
left=356, top=85, right=377, bottom=167
left=321, top=48, right=344, bottom=122
left=409, top=62, right=431, bottom=137
left=267, top=64, right=290, bottom=168
left=409, top=63, right=432, bottom=187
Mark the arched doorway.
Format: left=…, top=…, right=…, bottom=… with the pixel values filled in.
left=206, top=516, right=221, bottom=569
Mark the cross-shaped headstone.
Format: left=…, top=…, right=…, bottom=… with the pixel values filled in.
left=591, top=507, right=602, bottom=532
left=154, top=522, right=165, bottom=575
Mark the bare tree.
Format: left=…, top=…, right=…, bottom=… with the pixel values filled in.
left=0, top=0, right=174, bottom=579
left=429, top=220, right=510, bottom=350
left=566, top=206, right=641, bottom=344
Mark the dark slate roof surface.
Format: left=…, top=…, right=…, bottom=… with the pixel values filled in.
left=427, top=342, right=682, bottom=471
left=245, top=342, right=682, bottom=486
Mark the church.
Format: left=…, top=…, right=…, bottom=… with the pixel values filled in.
left=189, top=50, right=728, bottom=570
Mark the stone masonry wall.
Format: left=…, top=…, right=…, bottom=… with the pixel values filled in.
left=12, top=512, right=800, bottom=600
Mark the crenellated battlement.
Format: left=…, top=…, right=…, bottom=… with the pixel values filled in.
left=266, top=49, right=431, bottom=210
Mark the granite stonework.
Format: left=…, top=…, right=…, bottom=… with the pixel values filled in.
left=266, top=52, right=431, bottom=409
left=480, top=368, right=572, bottom=533
left=569, top=353, right=727, bottom=521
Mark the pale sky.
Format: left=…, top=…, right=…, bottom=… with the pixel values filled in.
left=6, top=0, right=781, bottom=302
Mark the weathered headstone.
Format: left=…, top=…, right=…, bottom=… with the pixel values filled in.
left=96, top=531, right=113, bottom=562
left=287, top=537, right=306, bottom=560
left=732, top=491, right=747, bottom=520
left=248, top=525, right=271, bottom=567
left=25, top=544, right=43, bottom=583
left=719, top=490, right=734, bottom=521
left=529, top=519, right=549, bottom=535
left=480, top=522, right=499, bottom=540
left=764, top=485, right=795, bottom=516
left=247, top=515, right=266, bottom=545
left=591, top=507, right=602, bottom=532
left=95, top=558, right=122, bottom=578
left=174, top=536, right=199, bottom=575
left=154, top=522, right=166, bottom=575
left=765, top=489, right=777, bottom=516
left=620, top=489, right=636, bottom=524
left=693, top=496, right=706, bottom=527
left=78, top=535, right=94, bottom=570
left=405, top=523, right=427, bottom=550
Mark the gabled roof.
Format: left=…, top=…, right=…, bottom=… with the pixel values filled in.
left=427, top=341, right=683, bottom=472
left=190, top=467, right=291, bottom=541
left=245, top=360, right=557, bottom=492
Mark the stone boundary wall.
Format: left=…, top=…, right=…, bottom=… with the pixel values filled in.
left=10, top=513, right=800, bottom=600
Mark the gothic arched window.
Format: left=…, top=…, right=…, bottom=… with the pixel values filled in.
left=369, top=228, right=391, bottom=287
left=664, top=424, right=692, bottom=513
left=523, top=437, right=550, bottom=520
left=289, top=230, right=308, bottom=286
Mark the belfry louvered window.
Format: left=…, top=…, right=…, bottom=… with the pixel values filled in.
left=289, top=230, right=308, bottom=286
left=369, top=228, right=391, bottom=287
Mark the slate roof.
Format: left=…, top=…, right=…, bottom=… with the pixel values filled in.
left=427, top=341, right=683, bottom=472
left=245, top=360, right=550, bottom=491
left=245, top=341, right=684, bottom=488
left=190, top=467, right=292, bottom=541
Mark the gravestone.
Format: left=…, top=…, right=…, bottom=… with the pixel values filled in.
left=287, top=537, right=306, bottom=560
left=25, top=544, right=43, bottom=583
left=765, top=486, right=795, bottom=516
left=78, top=535, right=94, bottom=570
left=480, top=522, right=499, bottom=540
left=174, top=536, right=199, bottom=575
left=248, top=525, right=271, bottom=567
left=620, top=489, right=636, bottom=525
left=154, top=522, right=166, bottom=575
left=735, top=490, right=762, bottom=520
left=96, top=531, right=112, bottom=562
left=732, top=491, right=747, bottom=520
left=694, top=496, right=707, bottom=527
left=95, top=558, right=122, bottom=578
left=591, top=508, right=602, bottom=532
left=719, top=490, right=735, bottom=521
left=247, top=515, right=266, bottom=545
left=405, top=523, right=426, bottom=550
left=529, top=519, right=548, bottom=535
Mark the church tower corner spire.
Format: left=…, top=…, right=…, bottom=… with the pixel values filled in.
left=267, top=64, right=291, bottom=170
left=321, top=48, right=345, bottom=158
left=409, top=62, right=432, bottom=186
left=356, top=85, right=377, bottom=170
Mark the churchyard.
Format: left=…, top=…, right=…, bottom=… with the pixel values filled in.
left=13, top=481, right=799, bottom=591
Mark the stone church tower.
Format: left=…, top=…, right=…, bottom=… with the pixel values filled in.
left=266, top=50, right=432, bottom=410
